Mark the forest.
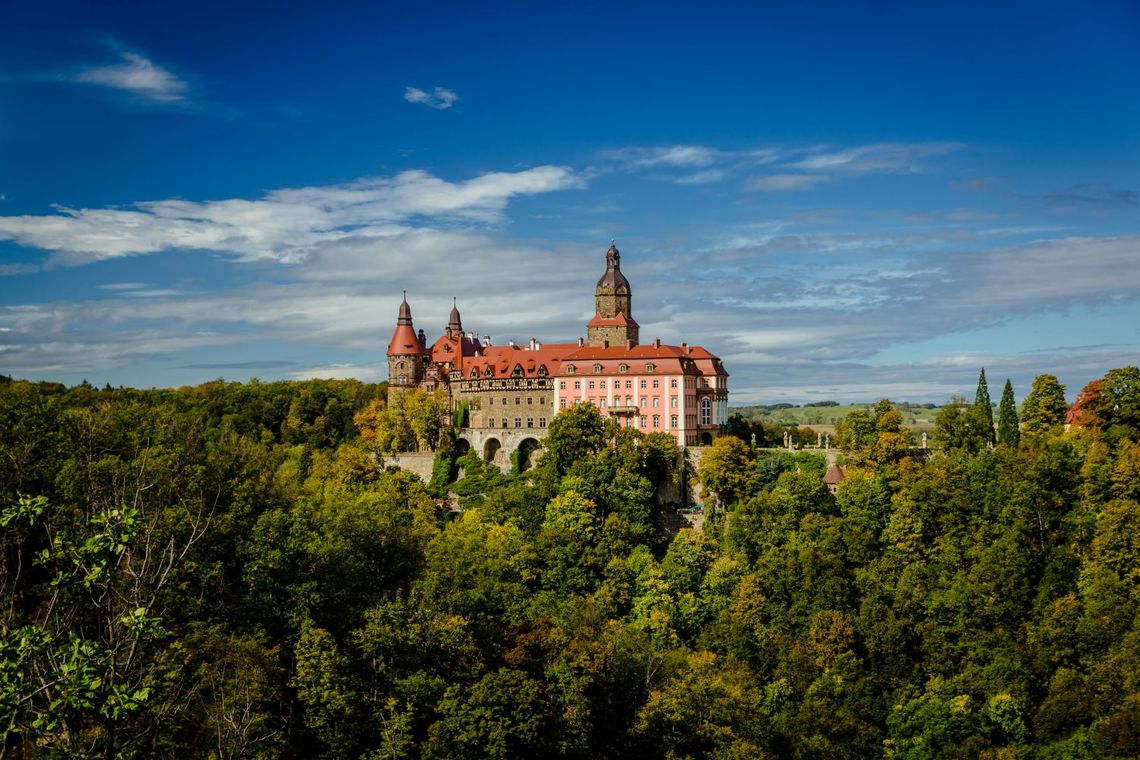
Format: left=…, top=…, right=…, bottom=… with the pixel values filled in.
left=1, top=367, right=1139, bottom=759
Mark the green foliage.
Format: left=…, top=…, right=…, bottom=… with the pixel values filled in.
left=974, top=367, right=996, bottom=445
left=998, top=378, right=1020, bottom=446
left=542, top=403, right=606, bottom=475
left=697, top=435, right=757, bottom=508
left=1022, top=373, right=1069, bottom=434
left=2, top=371, right=1140, bottom=757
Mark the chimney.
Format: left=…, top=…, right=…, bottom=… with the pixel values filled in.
left=681, top=341, right=688, bottom=353
left=508, top=339, right=516, bottom=347
left=482, top=336, right=491, bottom=347
left=534, top=339, right=541, bottom=350
left=654, top=338, right=661, bottom=348
left=466, top=330, right=473, bottom=340
left=417, top=329, right=426, bottom=347
left=529, top=337, right=537, bottom=351
left=577, top=337, right=584, bottom=347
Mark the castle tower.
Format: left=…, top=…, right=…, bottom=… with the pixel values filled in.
left=446, top=297, right=462, bottom=338
left=386, top=292, right=425, bottom=392
left=587, top=242, right=640, bottom=347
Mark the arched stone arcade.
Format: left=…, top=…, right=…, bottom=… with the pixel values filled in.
left=456, top=430, right=544, bottom=474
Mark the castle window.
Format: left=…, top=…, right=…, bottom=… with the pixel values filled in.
left=625, top=380, right=632, bottom=389
left=502, top=397, right=508, bottom=405
left=671, top=397, right=678, bottom=408
left=537, top=365, right=547, bottom=377
left=488, top=418, right=495, bottom=428
left=600, top=399, right=606, bottom=408
left=653, top=397, right=660, bottom=408
left=527, top=417, right=534, bottom=428
left=653, top=415, right=660, bottom=428
left=619, top=364, right=628, bottom=373
left=574, top=381, right=581, bottom=390
left=538, top=398, right=544, bottom=405
left=515, top=397, right=521, bottom=405
left=398, top=362, right=405, bottom=370
left=560, top=399, right=566, bottom=409
left=599, top=381, right=606, bottom=389
left=512, top=364, right=524, bottom=378
left=484, top=367, right=493, bottom=377
left=502, top=419, right=508, bottom=429
left=640, top=416, right=647, bottom=428
left=514, top=417, right=522, bottom=428
left=539, top=417, right=546, bottom=427
left=626, top=395, right=632, bottom=405
left=671, top=379, right=678, bottom=388
left=560, top=381, right=566, bottom=390
left=527, top=397, right=532, bottom=405
left=470, top=368, right=478, bottom=378
left=489, top=397, right=494, bottom=405
left=646, top=363, right=656, bottom=372
left=702, top=378, right=710, bottom=387
left=593, top=364, right=603, bottom=373
left=671, top=415, right=678, bottom=428
left=588, top=381, right=595, bottom=389
left=653, top=380, right=660, bottom=389
left=640, top=380, right=647, bottom=389
left=640, top=397, right=647, bottom=408
left=701, top=398, right=712, bottom=425
left=566, top=364, right=576, bottom=374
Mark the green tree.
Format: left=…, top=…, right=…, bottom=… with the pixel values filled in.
left=1021, top=373, right=1068, bottom=434
left=696, top=435, right=757, bottom=509
left=998, top=378, right=1020, bottom=446
left=542, top=404, right=606, bottom=475
left=934, top=396, right=990, bottom=453
left=974, top=367, right=996, bottom=445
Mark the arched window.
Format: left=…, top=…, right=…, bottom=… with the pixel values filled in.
left=619, top=363, right=628, bottom=373
left=646, top=363, right=656, bottom=372
left=593, top=364, right=603, bottom=373
left=566, top=364, right=576, bottom=374
left=700, top=398, right=712, bottom=425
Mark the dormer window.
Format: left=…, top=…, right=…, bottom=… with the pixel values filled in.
left=646, top=363, right=656, bottom=372
left=593, top=364, right=603, bottom=373
left=566, top=364, right=576, bottom=374
left=618, top=363, right=628, bottom=373
left=537, top=365, right=547, bottom=377
left=484, top=367, right=493, bottom=377
left=469, top=368, right=478, bottom=378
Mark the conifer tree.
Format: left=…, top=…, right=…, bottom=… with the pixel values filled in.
left=974, top=367, right=995, bottom=445
left=998, top=378, right=1020, bottom=446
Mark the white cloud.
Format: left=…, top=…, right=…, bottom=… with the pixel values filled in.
left=601, top=145, right=725, bottom=168
left=0, top=166, right=584, bottom=265
left=75, top=52, right=188, bottom=103
left=789, top=141, right=964, bottom=175
left=745, top=173, right=830, bottom=192
left=404, top=86, right=459, bottom=109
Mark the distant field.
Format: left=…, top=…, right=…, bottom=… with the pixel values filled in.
left=731, top=402, right=943, bottom=431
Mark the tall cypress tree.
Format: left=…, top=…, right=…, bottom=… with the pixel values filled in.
left=998, top=378, right=1020, bottom=445
left=974, top=367, right=995, bottom=445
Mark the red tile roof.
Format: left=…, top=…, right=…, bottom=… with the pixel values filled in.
left=586, top=312, right=640, bottom=328
left=387, top=324, right=423, bottom=356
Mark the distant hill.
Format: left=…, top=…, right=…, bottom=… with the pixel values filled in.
left=730, top=401, right=943, bottom=429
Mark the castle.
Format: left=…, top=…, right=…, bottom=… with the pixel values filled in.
left=386, top=243, right=728, bottom=453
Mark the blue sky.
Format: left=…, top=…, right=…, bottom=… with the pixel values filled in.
left=1, top=0, right=1138, bottom=403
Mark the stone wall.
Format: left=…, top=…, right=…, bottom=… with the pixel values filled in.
left=380, top=451, right=436, bottom=482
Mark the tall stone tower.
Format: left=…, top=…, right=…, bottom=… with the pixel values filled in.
left=587, top=242, right=640, bottom=347
left=386, top=292, right=425, bottom=394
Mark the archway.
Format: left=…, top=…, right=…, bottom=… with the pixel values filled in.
left=516, top=438, right=540, bottom=473
left=482, top=437, right=501, bottom=463
left=700, top=432, right=713, bottom=446
left=456, top=437, right=471, bottom=456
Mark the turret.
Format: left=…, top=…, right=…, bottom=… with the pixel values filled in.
left=387, top=292, right=424, bottom=390
left=588, top=241, right=639, bottom=347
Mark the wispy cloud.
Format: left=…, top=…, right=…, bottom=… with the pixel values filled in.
left=602, top=145, right=725, bottom=168
left=1045, top=183, right=1138, bottom=208
left=788, top=141, right=965, bottom=175
left=745, top=173, right=830, bottom=192
left=404, top=86, right=459, bottom=109
left=0, top=166, right=584, bottom=265
left=75, top=52, right=188, bottom=103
